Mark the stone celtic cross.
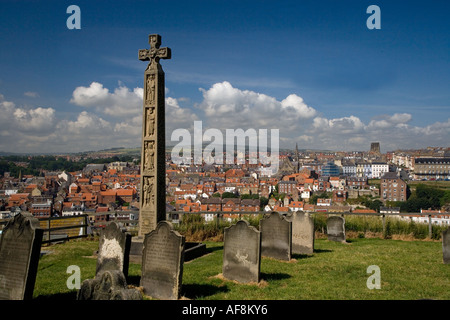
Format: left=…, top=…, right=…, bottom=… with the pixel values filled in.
left=138, top=34, right=171, bottom=236
left=139, top=34, right=171, bottom=71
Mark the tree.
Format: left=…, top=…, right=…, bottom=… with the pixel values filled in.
left=368, top=199, right=383, bottom=212
left=222, top=192, right=238, bottom=198
left=415, top=184, right=443, bottom=209
left=241, top=194, right=259, bottom=200
left=259, top=197, right=269, bottom=211
left=398, top=184, right=445, bottom=212
left=309, top=192, right=330, bottom=205
left=440, top=190, right=450, bottom=207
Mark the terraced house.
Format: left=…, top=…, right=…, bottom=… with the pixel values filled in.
left=413, top=158, right=450, bottom=180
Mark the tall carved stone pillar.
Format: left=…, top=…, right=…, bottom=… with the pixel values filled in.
left=138, top=34, right=171, bottom=236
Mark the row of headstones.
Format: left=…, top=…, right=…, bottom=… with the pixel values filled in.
left=223, top=212, right=345, bottom=284
left=1, top=212, right=450, bottom=300
left=79, top=211, right=337, bottom=299
left=82, top=212, right=363, bottom=298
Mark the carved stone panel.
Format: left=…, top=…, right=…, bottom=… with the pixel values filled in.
left=145, top=108, right=155, bottom=137
left=146, top=74, right=156, bottom=106
left=143, top=141, right=155, bottom=173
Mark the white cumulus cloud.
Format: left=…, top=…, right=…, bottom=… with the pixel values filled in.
left=70, top=82, right=143, bottom=117
left=14, top=107, right=56, bottom=133
left=197, top=81, right=316, bottom=130
left=368, top=113, right=412, bottom=129
left=313, top=115, right=365, bottom=134
left=281, top=94, right=317, bottom=119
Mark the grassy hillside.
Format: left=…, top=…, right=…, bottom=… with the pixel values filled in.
left=34, top=237, right=449, bottom=300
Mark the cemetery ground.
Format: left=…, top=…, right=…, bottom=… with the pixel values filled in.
left=33, top=236, right=449, bottom=300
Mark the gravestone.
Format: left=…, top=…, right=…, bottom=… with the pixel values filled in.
left=0, top=213, right=43, bottom=300
left=140, top=221, right=185, bottom=300
left=223, top=220, right=261, bottom=283
left=96, top=222, right=131, bottom=277
left=77, top=270, right=142, bottom=300
left=327, top=215, right=346, bottom=243
left=286, top=211, right=314, bottom=255
left=443, top=227, right=450, bottom=264
left=259, top=212, right=292, bottom=261
left=138, top=34, right=171, bottom=236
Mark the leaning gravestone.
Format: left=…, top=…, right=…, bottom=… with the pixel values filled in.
left=443, top=227, right=450, bottom=264
left=96, top=222, right=131, bottom=277
left=0, top=213, right=43, bottom=300
left=327, top=216, right=346, bottom=243
left=223, top=220, right=261, bottom=283
left=259, top=212, right=292, bottom=261
left=140, top=221, right=185, bottom=300
left=286, top=211, right=314, bottom=255
left=77, top=269, right=142, bottom=300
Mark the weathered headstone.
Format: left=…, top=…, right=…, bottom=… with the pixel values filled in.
left=327, top=215, right=346, bottom=243
left=0, top=213, right=43, bottom=300
left=443, top=227, right=450, bottom=264
left=223, top=220, right=261, bottom=283
left=140, top=221, right=185, bottom=300
left=138, top=34, right=171, bottom=236
left=286, top=211, right=314, bottom=255
left=259, top=212, right=292, bottom=261
left=96, top=222, right=131, bottom=277
left=77, top=270, right=142, bottom=300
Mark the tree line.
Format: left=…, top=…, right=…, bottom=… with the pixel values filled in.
left=0, top=155, right=136, bottom=178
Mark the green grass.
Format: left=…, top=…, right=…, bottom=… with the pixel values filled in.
left=408, top=180, right=450, bottom=191
left=33, top=237, right=450, bottom=300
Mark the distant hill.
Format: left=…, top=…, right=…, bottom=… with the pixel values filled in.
left=0, top=147, right=141, bottom=157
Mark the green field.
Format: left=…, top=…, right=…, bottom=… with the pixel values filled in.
left=34, top=237, right=450, bottom=300
left=407, top=180, right=450, bottom=191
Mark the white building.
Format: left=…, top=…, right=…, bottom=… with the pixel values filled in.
left=58, top=171, right=72, bottom=182
left=342, top=163, right=357, bottom=177
left=402, top=209, right=450, bottom=226
left=371, top=162, right=389, bottom=179
left=107, top=161, right=128, bottom=172
left=62, top=204, right=85, bottom=216
left=4, top=189, right=18, bottom=196
left=317, top=198, right=331, bottom=206
left=301, top=190, right=311, bottom=200
left=391, top=153, right=414, bottom=170
left=202, top=213, right=216, bottom=222
left=404, top=215, right=450, bottom=226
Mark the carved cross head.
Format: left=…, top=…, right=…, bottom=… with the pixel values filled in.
left=138, top=34, right=171, bottom=68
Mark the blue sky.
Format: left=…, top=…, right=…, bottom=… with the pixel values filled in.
left=0, top=0, right=449, bottom=153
